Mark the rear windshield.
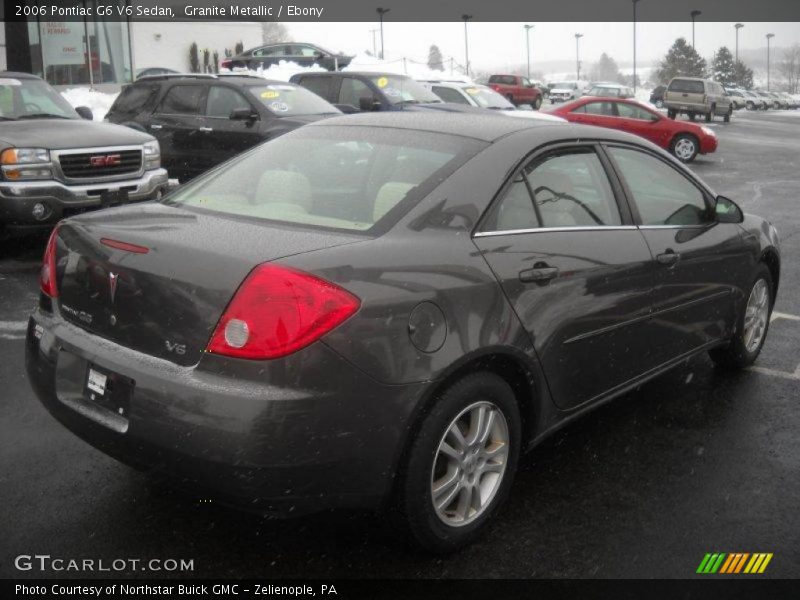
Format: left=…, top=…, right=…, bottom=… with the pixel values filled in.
left=370, top=76, right=443, bottom=105
left=668, top=79, right=704, bottom=93
left=164, top=125, right=485, bottom=232
left=111, top=84, right=158, bottom=113
left=246, top=83, right=340, bottom=117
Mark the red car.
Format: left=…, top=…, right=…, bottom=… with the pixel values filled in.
left=487, top=74, right=543, bottom=109
left=550, top=97, right=717, bottom=163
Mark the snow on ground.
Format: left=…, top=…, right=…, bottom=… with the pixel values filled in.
left=61, top=87, right=118, bottom=121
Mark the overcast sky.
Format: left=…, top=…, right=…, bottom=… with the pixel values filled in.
left=289, top=21, right=800, bottom=72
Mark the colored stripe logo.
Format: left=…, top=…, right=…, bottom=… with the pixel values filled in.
left=697, top=553, right=773, bottom=574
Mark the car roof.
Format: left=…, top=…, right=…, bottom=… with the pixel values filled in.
left=134, top=74, right=277, bottom=86
left=303, top=111, right=567, bottom=142
left=0, top=71, right=41, bottom=80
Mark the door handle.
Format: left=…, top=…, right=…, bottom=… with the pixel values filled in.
left=656, top=251, right=681, bottom=266
left=199, top=127, right=213, bottom=133
left=519, top=265, right=559, bottom=283
left=150, top=124, right=162, bottom=130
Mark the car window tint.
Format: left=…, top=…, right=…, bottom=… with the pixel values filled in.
left=432, top=86, right=469, bottom=104
left=525, top=149, right=622, bottom=227
left=608, top=147, right=712, bottom=226
left=206, top=86, right=252, bottom=118
left=289, top=44, right=318, bottom=57
left=669, top=79, right=704, bottom=94
left=583, top=101, right=616, bottom=116
left=158, top=85, right=203, bottom=114
left=253, top=45, right=287, bottom=57
left=339, top=77, right=374, bottom=108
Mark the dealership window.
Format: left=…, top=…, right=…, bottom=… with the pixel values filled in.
left=19, top=0, right=133, bottom=86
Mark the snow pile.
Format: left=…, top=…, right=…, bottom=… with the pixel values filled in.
left=61, top=87, right=118, bottom=121
left=222, top=60, right=327, bottom=82
left=222, top=53, right=473, bottom=84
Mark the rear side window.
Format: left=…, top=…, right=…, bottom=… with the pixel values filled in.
left=608, top=147, right=712, bottom=226
left=339, top=77, right=375, bottom=107
left=296, top=76, right=334, bottom=102
left=158, top=85, right=203, bottom=114
left=482, top=148, right=622, bottom=231
left=580, top=101, right=615, bottom=116
left=668, top=79, right=704, bottom=94
left=111, top=84, right=157, bottom=113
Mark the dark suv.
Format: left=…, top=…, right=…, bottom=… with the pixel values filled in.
left=106, top=74, right=341, bottom=182
left=290, top=72, right=445, bottom=113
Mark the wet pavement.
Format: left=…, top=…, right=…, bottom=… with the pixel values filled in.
left=1, top=110, right=798, bottom=579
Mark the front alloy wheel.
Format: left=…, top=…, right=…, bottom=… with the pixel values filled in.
left=431, top=402, right=509, bottom=527
left=671, top=134, right=698, bottom=162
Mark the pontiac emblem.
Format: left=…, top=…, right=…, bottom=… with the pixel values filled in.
left=109, top=272, right=118, bottom=303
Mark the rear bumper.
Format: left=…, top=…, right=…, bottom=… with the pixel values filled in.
left=0, top=168, right=168, bottom=231
left=25, top=307, right=425, bottom=515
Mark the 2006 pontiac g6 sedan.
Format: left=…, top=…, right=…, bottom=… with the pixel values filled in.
left=26, top=112, right=780, bottom=552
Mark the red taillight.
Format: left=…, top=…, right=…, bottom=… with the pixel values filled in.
left=220, top=59, right=232, bottom=69
left=207, top=264, right=360, bottom=360
left=40, top=226, right=59, bottom=298
left=100, top=237, right=150, bottom=254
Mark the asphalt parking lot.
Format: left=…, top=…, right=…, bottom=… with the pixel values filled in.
left=1, top=109, right=799, bottom=579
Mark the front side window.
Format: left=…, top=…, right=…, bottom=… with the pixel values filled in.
left=339, top=77, right=375, bottom=108
left=206, top=86, right=253, bottom=118
left=608, top=147, right=712, bottom=226
left=158, top=85, right=203, bottom=115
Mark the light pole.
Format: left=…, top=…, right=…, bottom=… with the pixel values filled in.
left=462, top=14, right=473, bottom=77
left=766, top=33, right=775, bottom=91
left=575, top=33, right=583, bottom=81
left=632, top=0, right=641, bottom=94
left=524, top=24, right=534, bottom=79
left=734, top=23, right=744, bottom=63
left=376, top=7, right=390, bottom=60
left=690, top=10, right=701, bottom=49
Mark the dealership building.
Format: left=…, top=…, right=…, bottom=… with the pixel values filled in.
left=2, top=4, right=264, bottom=89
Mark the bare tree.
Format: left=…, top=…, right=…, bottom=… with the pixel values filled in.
left=261, top=22, right=291, bottom=45
left=778, top=43, right=800, bottom=93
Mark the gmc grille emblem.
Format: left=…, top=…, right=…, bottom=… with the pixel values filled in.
left=90, top=154, right=121, bottom=167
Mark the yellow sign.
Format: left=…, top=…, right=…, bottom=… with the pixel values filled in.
left=376, top=77, right=389, bottom=88
left=465, top=87, right=480, bottom=95
left=260, top=90, right=280, bottom=99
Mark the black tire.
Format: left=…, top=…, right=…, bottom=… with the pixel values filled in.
left=704, top=109, right=713, bottom=122
left=746, top=101, right=754, bottom=110
left=688, top=112, right=696, bottom=121
left=397, top=372, right=521, bottom=553
left=667, top=109, right=676, bottom=119
left=709, top=265, right=773, bottom=370
left=506, top=94, right=514, bottom=103
left=723, top=106, right=732, bottom=123
left=532, top=96, right=542, bottom=110
left=670, top=133, right=699, bottom=163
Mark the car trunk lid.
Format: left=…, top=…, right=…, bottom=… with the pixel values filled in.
left=54, top=202, right=365, bottom=366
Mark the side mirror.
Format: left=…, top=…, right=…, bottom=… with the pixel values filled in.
left=358, top=96, right=381, bottom=111
left=230, top=107, right=257, bottom=121
left=75, top=106, right=93, bottom=120
left=715, top=195, right=744, bottom=224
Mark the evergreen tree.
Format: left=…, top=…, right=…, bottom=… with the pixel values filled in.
left=589, top=53, right=624, bottom=83
left=656, top=37, right=706, bottom=83
left=427, top=45, right=444, bottom=71
left=711, top=46, right=736, bottom=86
left=733, top=60, right=755, bottom=89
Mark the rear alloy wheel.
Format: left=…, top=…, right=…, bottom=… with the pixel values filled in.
left=655, top=99, right=664, bottom=108
left=671, top=134, right=699, bottom=163
left=710, top=265, right=773, bottom=369
left=397, top=372, right=520, bottom=553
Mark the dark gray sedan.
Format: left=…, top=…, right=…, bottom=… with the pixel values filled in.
left=26, top=113, right=780, bottom=552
